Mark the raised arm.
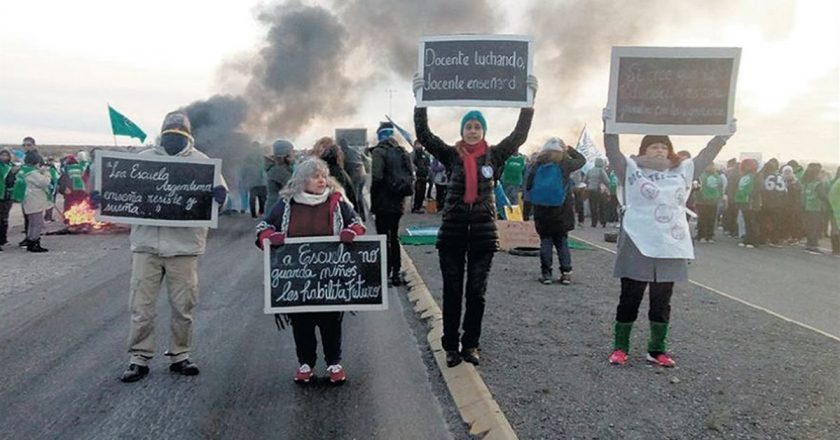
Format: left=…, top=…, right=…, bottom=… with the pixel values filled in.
left=562, top=147, right=587, bottom=174
left=692, top=135, right=730, bottom=180
left=603, top=134, right=627, bottom=183
left=414, top=107, right=455, bottom=167
left=491, top=107, right=535, bottom=167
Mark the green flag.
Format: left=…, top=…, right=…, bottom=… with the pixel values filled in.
left=108, top=105, right=147, bottom=142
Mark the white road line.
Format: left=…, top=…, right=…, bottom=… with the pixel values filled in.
left=571, top=233, right=840, bottom=344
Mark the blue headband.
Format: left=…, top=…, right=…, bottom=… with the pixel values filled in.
left=460, top=110, right=487, bottom=137
left=377, top=128, right=394, bottom=141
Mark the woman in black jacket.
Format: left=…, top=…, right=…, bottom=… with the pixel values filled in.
left=312, top=137, right=358, bottom=210
left=413, top=74, right=537, bottom=367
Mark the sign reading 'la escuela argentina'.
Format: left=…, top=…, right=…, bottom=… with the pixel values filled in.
left=94, top=150, right=222, bottom=228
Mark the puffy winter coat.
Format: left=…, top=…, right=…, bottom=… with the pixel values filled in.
left=22, top=167, right=52, bottom=214
left=415, top=107, right=534, bottom=252
left=129, top=144, right=227, bottom=257
left=370, top=138, right=413, bottom=214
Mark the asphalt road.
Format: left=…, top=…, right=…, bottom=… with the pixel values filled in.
left=0, top=215, right=463, bottom=440
left=570, top=223, right=840, bottom=339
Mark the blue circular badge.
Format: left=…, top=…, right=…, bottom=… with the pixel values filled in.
left=480, top=165, right=493, bottom=179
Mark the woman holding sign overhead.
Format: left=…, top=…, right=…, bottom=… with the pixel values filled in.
left=255, top=157, right=365, bottom=384
left=413, top=73, right=538, bottom=368
left=601, top=108, right=736, bottom=368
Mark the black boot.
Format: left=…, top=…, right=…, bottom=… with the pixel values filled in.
left=18, top=238, right=30, bottom=248
left=120, top=364, right=149, bottom=383
left=461, top=347, right=480, bottom=365
left=27, top=239, right=48, bottom=253
left=169, top=359, right=200, bottom=376
left=445, top=350, right=462, bottom=368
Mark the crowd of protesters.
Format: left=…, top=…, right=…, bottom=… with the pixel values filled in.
left=0, top=137, right=101, bottom=253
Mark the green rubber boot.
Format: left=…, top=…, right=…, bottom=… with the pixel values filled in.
left=648, top=321, right=670, bottom=354
left=613, top=321, right=634, bottom=353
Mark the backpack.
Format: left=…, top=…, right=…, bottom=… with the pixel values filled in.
left=528, top=163, right=567, bottom=207
left=384, top=147, right=414, bottom=197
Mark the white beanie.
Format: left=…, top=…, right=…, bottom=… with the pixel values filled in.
left=542, top=137, right=566, bottom=152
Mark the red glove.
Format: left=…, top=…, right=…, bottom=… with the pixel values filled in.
left=257, top=229, right=286, bottom=249
left=339, top=228, right=357, bottom=244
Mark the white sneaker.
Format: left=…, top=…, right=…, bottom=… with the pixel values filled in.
left=746, top=244, right=755, bottom=249
left=738, top=242, right=745, bottom=247
left=698, top=238, right=707, bottom=243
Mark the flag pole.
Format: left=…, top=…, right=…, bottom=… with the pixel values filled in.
left=576, top=124, right=586, bottom=147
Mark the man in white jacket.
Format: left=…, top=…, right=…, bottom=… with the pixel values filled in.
left=118, top=111, right=228, bottom=383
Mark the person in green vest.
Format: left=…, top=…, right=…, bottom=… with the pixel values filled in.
left=501, top=152, right=526, bottom=206
left=43, top=157, right=59, bottom=222
left=695, top=163, right=726, bottom=243
left=828, top=168, right=840, bottom=257
left=58, top=154, right=89, bottom=221
left=801, top=163, right=829, bottom=254
left=12, top=150, right=51, bottom=252
left=0, top=148, right=19, bottom=251
left=734, top=158, right=762, bottom=248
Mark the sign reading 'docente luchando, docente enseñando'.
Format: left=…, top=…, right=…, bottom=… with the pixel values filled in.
left=417, top=34, right=534, bottom=108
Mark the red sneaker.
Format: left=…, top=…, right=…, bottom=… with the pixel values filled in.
left=646, top=352, right=676, bottom=368
left=327, top=364, right=346, bottom=384
left=608, top=349, right=628, bottom=365
left=293, top=364, right=313, bottom=383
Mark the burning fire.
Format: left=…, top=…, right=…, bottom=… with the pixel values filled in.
left=64, top=200, right=106, bottom=230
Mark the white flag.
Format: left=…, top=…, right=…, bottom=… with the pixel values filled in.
left=576, top=125, right=605, bottom=174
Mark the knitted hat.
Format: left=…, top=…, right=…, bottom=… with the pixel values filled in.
left=542, top=137, right=566, bottom=152
left=638, top=135, right=673, bottom=156
left=376, top=122, right=394, bottom=142
left=272, top=139, right=294, bottom=157
left=460, top=110, right=487, bottom=137
left=160, top=111, right=192, bottom=135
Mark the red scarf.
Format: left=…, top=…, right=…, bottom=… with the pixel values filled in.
left=455, top=140, right=488, bottom=204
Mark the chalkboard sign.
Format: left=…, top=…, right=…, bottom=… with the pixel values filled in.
left=417, top=35, right=534, bottom=108
left=263, top=236, right=388, bottom=313
left=94, top=150, right=222, bottom=227
left=606, top=47, right=740, bottom=135
left=335, top=128, right=368, bottom=147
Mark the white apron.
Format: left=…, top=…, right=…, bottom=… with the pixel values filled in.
left=621, top=155, right=695, bottom=259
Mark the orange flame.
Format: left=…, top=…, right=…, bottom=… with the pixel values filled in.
left=65, top=200, right=106, bottom=230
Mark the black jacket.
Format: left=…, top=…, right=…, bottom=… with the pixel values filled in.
left=370, top=138, right=413, bottom=214
left=413, top=149, right=431, bottom=181
left=526, top=148, right=586, bottom=237
left=415, top=107, right=534, bottom=252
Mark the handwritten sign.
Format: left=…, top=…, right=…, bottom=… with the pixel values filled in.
left=606, top=47, right=740, bottom=135
left=335, top=128, right=368, bottom=147
left=263, top=236, right=388, bottom=313
left=496, top=221, right=540, bottom=251
left=417, top=35, right=534, bottom=107
left=94, top=151, right=221, bottom=227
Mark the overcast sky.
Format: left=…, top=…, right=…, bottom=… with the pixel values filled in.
left=1, top=0, right=837, bottom=164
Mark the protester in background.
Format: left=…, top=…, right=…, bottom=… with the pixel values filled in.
left=370, top=122, right=414, bottom=286
left=606, top=166, right=620, bottom=225
left=801, top=163, right=828, bottom=255
left=430, top=157, right=448, bottom=210
left=570, top=169, right=586, bottom=225
left=18, top=137, right=37, bottom=244
left=255, top=157, right=365, bottom=384
left=602, top=108, right=734, bottom=368
left=759, top=158, right=787, bottom=246
left=521, top=152, right=538, bottom=221
left=57, top=155, right=89, bottom=224
left=828, top=168, right=840, bottom=257
left=412, top=140, right=431, bottom=213
left=15, top=150, right=51, bottom=252
left=112, top=111, right=228, bottom=383
left=722, top=158, right=740, bottom=237
left=339, top=138, right=368, bottom=221
left=0, top=148, right=17, bottom=251
left=501, top=151, right=527, bottom=207
left=735, top=158, right=762, bottom=248
left=780, top=165, right=802, bottom=244
left=586, top=157, right=609, bottom=227
left=414, top=73, right=537, bottom=367
left=265, top=139, right=295, bottom=211
left=313, top=137, right=358, bottom=210
left=242, top=145, right=268, bottom=218
left=526, top=138, right=585, bottom=285
left=695, top=163, right=726, bottom=243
